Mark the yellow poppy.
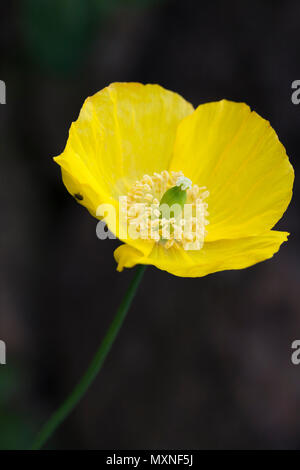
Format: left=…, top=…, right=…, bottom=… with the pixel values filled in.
left=54, top=82, right=294, bottom=277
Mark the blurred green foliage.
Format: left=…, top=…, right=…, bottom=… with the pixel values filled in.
left=21, top=0, right=160, bottom=75
left=0, top=365, right=34, bottom=450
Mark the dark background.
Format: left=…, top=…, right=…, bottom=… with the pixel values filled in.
left=0, top=0, right=299, bottom=450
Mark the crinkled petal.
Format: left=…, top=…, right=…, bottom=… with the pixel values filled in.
left=170, top=100, right=294, bottom=241
left=114, top=231, right=289, bottom=277
left=54, top=82, right=193, bottom=255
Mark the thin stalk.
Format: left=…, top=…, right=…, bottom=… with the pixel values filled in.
left=31, top=265, right=146, bottom=450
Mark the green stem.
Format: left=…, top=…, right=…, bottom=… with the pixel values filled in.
left=31, top=265, right=146, bottom=450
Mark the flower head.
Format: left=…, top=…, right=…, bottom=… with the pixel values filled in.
left=54, top=83, right=294, bottom=277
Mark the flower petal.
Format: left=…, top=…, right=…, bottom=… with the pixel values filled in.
left=55, top=82, right=193, bottom=203
left=170, top=100, right=294, bottom=241
left=114, top=231, right=289, bottom=277
left=54, top=83, right=193, bottom=256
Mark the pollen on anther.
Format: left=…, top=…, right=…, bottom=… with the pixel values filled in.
left=124, top=170, right=209, bottom=251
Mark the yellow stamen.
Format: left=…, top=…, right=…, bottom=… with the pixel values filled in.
left=125, top=170, right=209, bottom=250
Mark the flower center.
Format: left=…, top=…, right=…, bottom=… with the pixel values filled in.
left=124, top=171, right=209, bottom=250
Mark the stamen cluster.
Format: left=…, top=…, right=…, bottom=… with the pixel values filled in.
left=124, top=171, right=209, bottom=250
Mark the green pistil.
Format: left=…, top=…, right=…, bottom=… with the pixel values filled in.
left=159, top=185, right=187, bottom=212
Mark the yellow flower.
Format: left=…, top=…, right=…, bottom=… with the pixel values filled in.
left=54, top=82, right=294, bottom=277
